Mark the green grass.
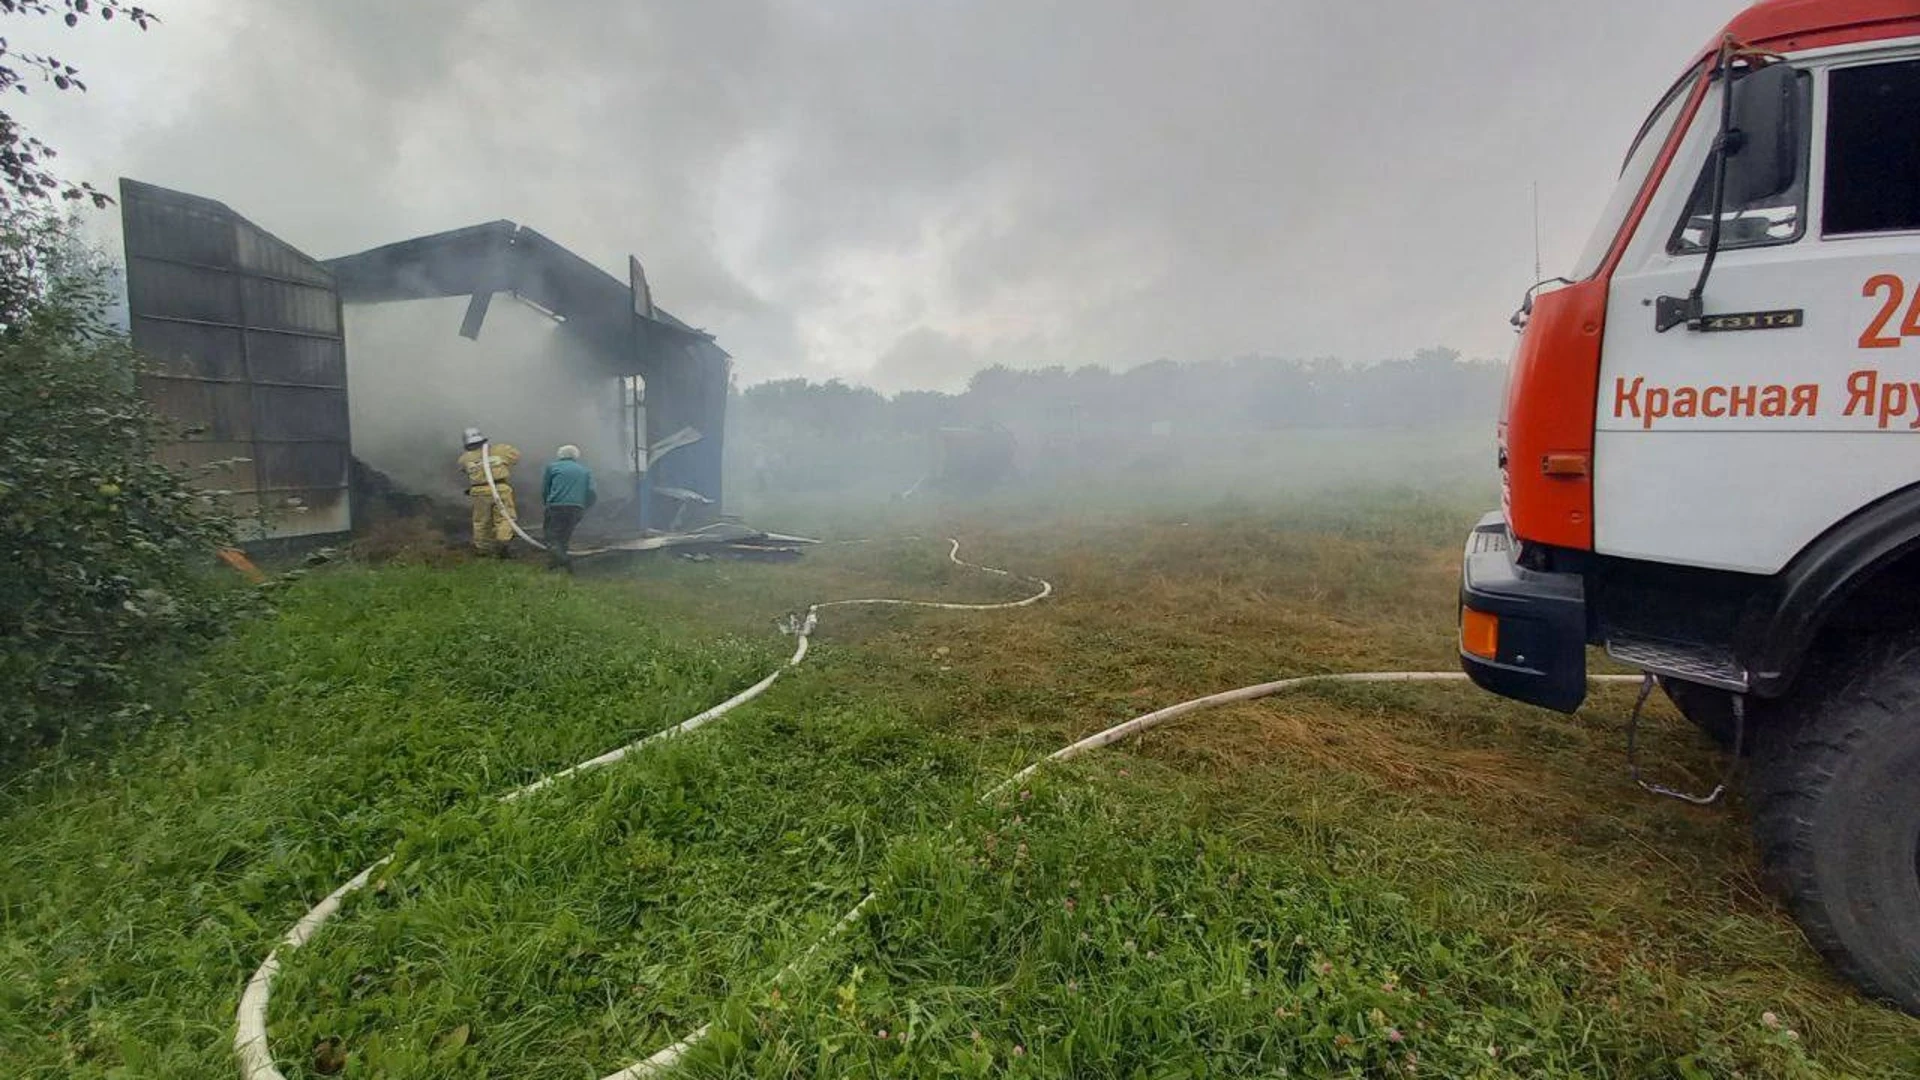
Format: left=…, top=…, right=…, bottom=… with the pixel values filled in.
left=0, top=564, right=782, bottom=1078
left=4, top=489, right=1919, bottom=1078
left=267, top=681, right=994, bottom=1077
left=691, top=762, right=1833, bottom=1078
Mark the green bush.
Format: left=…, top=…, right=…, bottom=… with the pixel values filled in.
left=0, top=216, right=247, bottom=760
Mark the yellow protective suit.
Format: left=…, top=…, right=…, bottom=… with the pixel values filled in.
left=457, top=443, right=520, bottom=553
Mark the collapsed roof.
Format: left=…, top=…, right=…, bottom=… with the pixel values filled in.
left=325, top=221, right=732, bottom=526
left=324, top=221, right=723, bottom=368
left=122, top=179, right=731, bottom=542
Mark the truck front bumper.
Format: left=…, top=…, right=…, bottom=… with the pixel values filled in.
left=1459, top=510, right=1588, bottom=713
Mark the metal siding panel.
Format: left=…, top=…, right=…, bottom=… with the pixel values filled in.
left=132, top=318, right=246, bottom=381
left=256, top=441, right=347, bottom=491
left=123, top=195, right=235, bottom=267
left=130, top=258, right=242, bottom=323
left=261, top=488, right=350, bottom=539
left=123, top=180, right=352, bottom=541
left=235, top=225, right=333, bottom=286
left=244, top=331, right=345, bottom=386
left=251, top=384, right=348, bottom=442
left=139, top=375, right=254, bottom=441
left=153, top=440, right=260, bottom=493
left=240, top=277, right=341, bottom=335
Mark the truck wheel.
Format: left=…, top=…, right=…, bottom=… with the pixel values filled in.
left=1751, top=634, right=1920, bottom=1016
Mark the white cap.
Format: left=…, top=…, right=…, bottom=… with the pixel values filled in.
left=463, top=426, right=485, bottom=447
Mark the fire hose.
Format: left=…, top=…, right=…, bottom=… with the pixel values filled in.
left=234, top=538, right=1047, bottom=1080
left=234, top=540, right=1642, bottom=1080
left=478, top=441, right=548, bottom=551
left=607, top=667, right=1646, bottom=1079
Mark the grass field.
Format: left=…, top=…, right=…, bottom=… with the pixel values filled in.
left=4, top=480, right=1918, bottom=1078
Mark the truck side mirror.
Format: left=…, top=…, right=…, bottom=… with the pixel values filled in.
left=1726, top=62, right=1800, bottom=205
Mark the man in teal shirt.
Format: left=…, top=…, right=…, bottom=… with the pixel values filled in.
left=540, top=445, right=597, bottom=571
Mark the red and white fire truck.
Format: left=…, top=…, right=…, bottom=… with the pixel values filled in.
left=1458, top=0, right=1920, bottom=1014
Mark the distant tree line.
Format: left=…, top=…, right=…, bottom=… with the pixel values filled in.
left=736, top=347, right=1501, bottom=439
left=727, top=347, right=1505, bottom=493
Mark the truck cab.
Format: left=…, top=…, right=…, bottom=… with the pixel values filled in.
left=1458, top=0, right=1920, bottom=1016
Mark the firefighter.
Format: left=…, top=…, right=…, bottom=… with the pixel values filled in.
left=457, top=427, right=520, bottom=556
left=539, top=444, right=596, bottom=571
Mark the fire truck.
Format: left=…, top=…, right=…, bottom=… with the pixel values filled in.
left=1458, top=0, right=1920, bottom=1014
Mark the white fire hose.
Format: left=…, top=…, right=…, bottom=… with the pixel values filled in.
left=478, top=441, right=547, bottom=551
left=607, top=668, right=1646, bottom=1079
left=235, top=539, right=1047, bottom=1080
left=233, top=539, right=1641, bottom=1080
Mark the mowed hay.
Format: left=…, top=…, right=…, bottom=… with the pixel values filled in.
left=1161, top=698, right=1550, bottom=804
left=351, top=514, right=464, bottom=565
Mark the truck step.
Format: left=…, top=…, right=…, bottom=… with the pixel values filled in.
left=1605, top=633, right=1749, bottom=692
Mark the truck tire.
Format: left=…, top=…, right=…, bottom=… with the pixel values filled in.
left=1750, top=632, right=1920, bottom=1016
left=1659, top=677, right=1747, bottom=751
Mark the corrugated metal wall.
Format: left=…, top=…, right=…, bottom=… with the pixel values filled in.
left=122, top=179, right=351, bottom=540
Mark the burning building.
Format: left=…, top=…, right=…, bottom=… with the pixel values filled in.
left=120, top=178, right=731, bottom=545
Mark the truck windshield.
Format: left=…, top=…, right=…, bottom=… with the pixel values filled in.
left=1568, top=66, right=1701, bottom=280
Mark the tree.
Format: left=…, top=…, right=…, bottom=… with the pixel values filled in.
left=0, top=215, right=243, bottom=760
left=0, top=1, right=157, bottom=211
left=0, top=3, right=237, bottom=762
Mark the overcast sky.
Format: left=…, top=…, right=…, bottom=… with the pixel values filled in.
left=10, top=1, right=1740, bottom=390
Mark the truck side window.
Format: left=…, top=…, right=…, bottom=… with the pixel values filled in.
left=1824, top=59, right=1920, bottom=236
left=1669, top=70, right=1812, bottom=254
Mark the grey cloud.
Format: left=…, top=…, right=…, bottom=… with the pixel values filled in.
left=33, top=0, right=1743, bottom=386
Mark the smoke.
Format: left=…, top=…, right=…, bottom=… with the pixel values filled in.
left=6, top=0, right=1741, bottom=389
left=723, top=348, right=1510, bottom=517
left=869, top=328, right=986, bottom=395
left=343, top=297, right=631, bottom=510
left=0, top=0, right=1763, bottom=524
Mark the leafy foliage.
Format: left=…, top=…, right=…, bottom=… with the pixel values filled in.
left=0, top=214, right=244, bottom=759
left=0, top=1, right=156, bottom=210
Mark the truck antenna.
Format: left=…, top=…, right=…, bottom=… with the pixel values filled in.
left=1531, top=180, right=1543, bottom=283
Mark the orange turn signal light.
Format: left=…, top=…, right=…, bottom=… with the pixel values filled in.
left=1540, top=452, right=1590, bottom=478
left=1461, top=608, right=1499, bottom=659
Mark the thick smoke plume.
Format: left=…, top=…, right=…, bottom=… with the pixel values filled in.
left=345, top=298, right=630, bottom=509
left=10, top=0, right=1737, bottom=388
